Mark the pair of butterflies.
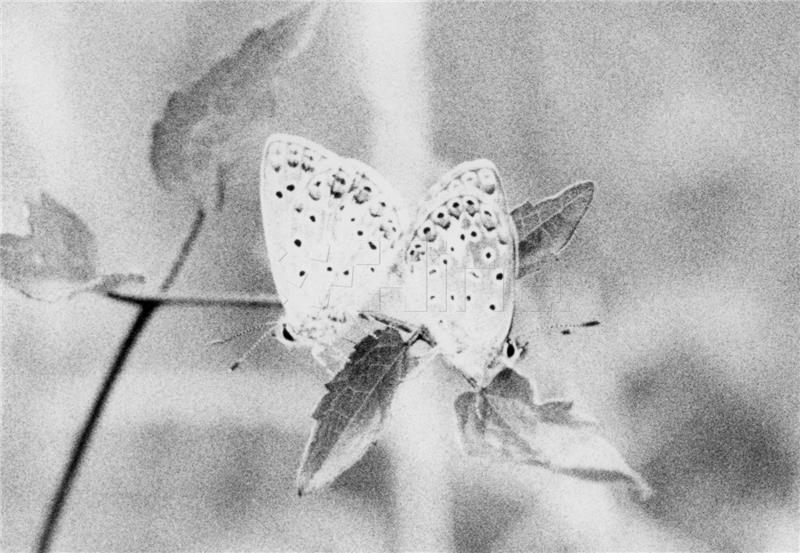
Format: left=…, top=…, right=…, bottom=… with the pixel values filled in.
left=260, top=134, right=523, bottom=387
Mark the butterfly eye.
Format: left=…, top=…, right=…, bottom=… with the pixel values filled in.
left=506, top=341, right=515, bottom=358
left=282, top=325, right=296, bottom=342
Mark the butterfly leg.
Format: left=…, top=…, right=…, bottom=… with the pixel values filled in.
left=359, top=312, right=436, bottom=346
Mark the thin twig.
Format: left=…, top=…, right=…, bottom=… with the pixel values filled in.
left=35, top=208, right=206, bottom=553
left=360, top=312, right=436, bottom=346
left=105, top=290, right=283, bottom=308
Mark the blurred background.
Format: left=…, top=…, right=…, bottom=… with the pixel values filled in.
left=2, top=2, right=797, bottom=552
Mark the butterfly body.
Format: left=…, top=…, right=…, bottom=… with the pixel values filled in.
left=260, top=134, right=408, bottom=364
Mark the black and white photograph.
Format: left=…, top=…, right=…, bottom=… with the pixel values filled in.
left=2, top=2, right=797, bottom=552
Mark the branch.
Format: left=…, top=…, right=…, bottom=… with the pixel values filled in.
left=35, top=208, right=206, bottom=553
left=104, top=290, right=283, bottom=308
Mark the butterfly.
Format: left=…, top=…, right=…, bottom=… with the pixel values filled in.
left=259, top=134, right=408, bottom=365
left=388, top=160, right=523, bottom=387
left=261, top=134, right=522, bottom=386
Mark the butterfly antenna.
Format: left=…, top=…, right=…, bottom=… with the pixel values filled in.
left=554, top=320, right=601, bottom=336
left=227, top=326, right=276, bottom=371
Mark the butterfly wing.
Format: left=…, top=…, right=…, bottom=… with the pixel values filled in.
left=260, top=134, right=408, bottom=351
left=399, top=160, right=518, bottom=386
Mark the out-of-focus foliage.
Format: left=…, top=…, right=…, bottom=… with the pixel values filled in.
left=150, top=4, right=324, bottom=209
left=0, top=193, right=143, bottom=301
left=456, top=368, right=651, bottom=500
left=512, top=181, right=594, bottom=278
left=2, top=3, right=797, bottom=552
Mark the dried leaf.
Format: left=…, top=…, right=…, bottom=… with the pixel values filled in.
left=455, top=368, right=652, bottom=500
left=0, top=193, right=144, bottom=301
left=511, top=181, right=594, bottom=277
left=297, top=327, right=415, bottom=495
left=150, top=4, right=325, bottom=209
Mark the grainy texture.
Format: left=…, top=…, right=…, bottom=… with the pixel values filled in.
left=0, top=194, right=143, bottom=301
left=297, top=328, right=413, bottom=495
left=2, top=3, right=797, bottom=552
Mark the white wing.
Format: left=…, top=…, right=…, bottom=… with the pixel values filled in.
left=260, top=134, right=408, bottom=350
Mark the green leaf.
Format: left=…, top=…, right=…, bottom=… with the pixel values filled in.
left=511, top=181, right=594, bottom=278
left=297, top=327, right=415, bottom=495
left=150, top=4, right=325, bottom=209
left=0, top=194, right=144, bottom=301
left=455, top=368, right=652, bottom=500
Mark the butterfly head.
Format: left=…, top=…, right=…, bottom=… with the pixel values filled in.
left=272, top=321, right=299, bottom=347
left=464, top=337, right=528, bottom=388
left=499, top=336, right=527, bottom=368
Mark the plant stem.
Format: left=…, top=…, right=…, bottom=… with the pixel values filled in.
left=104, top=291, right=282, bottom=308
left=35, top=208, right=206, bottom=553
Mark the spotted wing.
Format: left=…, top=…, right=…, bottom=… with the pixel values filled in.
left=401, top=160, right=518, bottom=385
left=260, top=134, right=407, bottom=345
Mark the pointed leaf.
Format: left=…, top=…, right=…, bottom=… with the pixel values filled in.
left=150, top=4, right=325, bottom=209
left=455, top=369, right=652, bottom=500
left=297, top=327, right=415, bottom=495
left=0, top=194, right=144, bottom=301
left=511, top=181, right=594, bottom=277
